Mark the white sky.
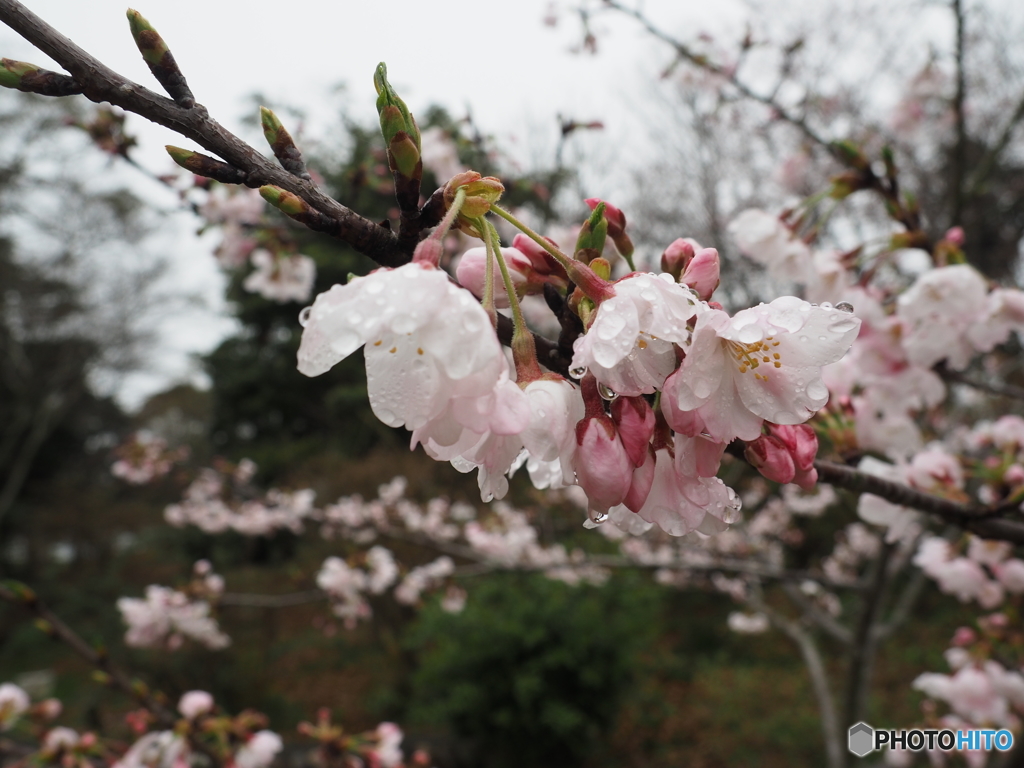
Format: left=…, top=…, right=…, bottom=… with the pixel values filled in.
left=0, top=0, right=748, bottom=408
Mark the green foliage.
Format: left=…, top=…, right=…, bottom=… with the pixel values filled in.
left=401, top=574, right=662, bottom=768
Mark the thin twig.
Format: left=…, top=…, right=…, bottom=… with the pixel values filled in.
left=0, top=582, right=175, bottom=725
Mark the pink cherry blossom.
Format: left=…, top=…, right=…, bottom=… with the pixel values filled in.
left=663, top=297, right=861, bottom=443
left=633, top=437, right=741, bottom=537
left=298, top=262, right=505, bottom=431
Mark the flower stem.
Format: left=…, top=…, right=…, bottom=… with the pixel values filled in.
left=485, top=219, right=542, bottom=381
left=476, top=215, right=498, bottom=327
left=413, top=187, right=466, bottom=265
left=490, top=204, right=615, bottom=303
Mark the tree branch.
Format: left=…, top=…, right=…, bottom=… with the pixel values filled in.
left=0, top=0, right=408, bottom=266
left=815, top=459, right=1024, bottom=543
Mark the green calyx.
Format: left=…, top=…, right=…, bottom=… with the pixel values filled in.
left=126, top=9, right=170, bottom=66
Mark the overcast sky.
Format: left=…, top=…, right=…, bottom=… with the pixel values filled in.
left=0, top=0, right=746, bottom=407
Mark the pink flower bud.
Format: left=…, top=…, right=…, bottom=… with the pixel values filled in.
left=573, top=414, right=633, bottom=514
left=455, top=247, right=528, bottom=308
left=511, top=233, right=565, bottom=278
left=611, top=396, right=655, bottom=467
left=680, top=247, right=720, bottom=301
left=744, top=435, right=796, bottom=484
left=951, top=626, right=977, bottom=646
left=768, top=424, right=818, bottom=471
left=660, top=238, right=696, bottom=280
left=1004, top=463, right=1024, bottom=486
left=944, top=226, right=965, bottom=246
left=623, top=446, right=656, bottom=513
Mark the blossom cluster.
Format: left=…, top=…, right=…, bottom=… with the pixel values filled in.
left=296, top=192, right=862, bottom=539
left=197, top=183, right=316, bottom=303
left=110, top=431, right=187, bottom=485
left=117, top=560, right=230, bottom=650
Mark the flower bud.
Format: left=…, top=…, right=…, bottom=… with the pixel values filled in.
left=744, top=435, right=796, bottom=484
left=681, top=247, right=720, bottom=301
left=586, top=198, right=634, bottom=261
left=767, top=424, right=818, bottom=471
left=455, top=247, right=528, bottom=307
left=623, top=446, right=656, bottom=513
left=373, top=62, right=420, bottom=151
left=611, top=396, right=655, bottom=468
left=0, top=58, right=81, bottom=97
left=126, top=9, right=194, bottom=107
left=951, top=626, right=976, bottom=647
left=660, top=238, right=696, bottom=280
left=574, top=414, right=633, bottom=514
left=575, top=201, right=608, bottom=263
left=511, top=233, right=567, bottom=279
left=443, top=171, right=504, bottom=236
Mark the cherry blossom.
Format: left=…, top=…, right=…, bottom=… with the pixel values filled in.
left=663, top=297, right=861, bottom=443
left=728, top=208, right=813, bottom=283
left=178, top=690, right=214, bottom=720
left=243, top=250, right=316, bottom=303
left=570, top=272, right=700, bottom=397
left=297, top=262, right=504, bottom=432
left=117, top=583, right=230, bottom=651
left=235, top=730, right=283, bottom=768
left=0, top=683, right=29, bottom=731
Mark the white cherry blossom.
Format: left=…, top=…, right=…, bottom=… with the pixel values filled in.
left=896, top=264, right=988, bottom=370
left=298, top=262, right=505, bottom=431
left=570, top=272, right=699, bottom=397
left=243, top=250, right=316, bottom=303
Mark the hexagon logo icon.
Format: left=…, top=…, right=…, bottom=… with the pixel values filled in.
left=848, top=722, right=874, bottom=757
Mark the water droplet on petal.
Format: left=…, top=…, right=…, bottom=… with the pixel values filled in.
left=598, top=383, right=618, bottom=401
left=569, top=365, right=588, bottom=379
left=298, top=306, right=312, bottom=327
left=590, top=510, right=609, bottom=525
left=835, top=301, right=855, bottom=313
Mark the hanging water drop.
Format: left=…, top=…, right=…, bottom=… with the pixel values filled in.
left=598, top=383, right=619, bottom=401
left=590, top=510, right=609, bottom=525
left=569, top=365, right=588, bottom=379
left=835, top=301, right=855, bottom=313
left=298, top=306, right=312, bottom=327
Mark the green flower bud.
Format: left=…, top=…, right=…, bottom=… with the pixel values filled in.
left=373, top=62, right=420, bottom=151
